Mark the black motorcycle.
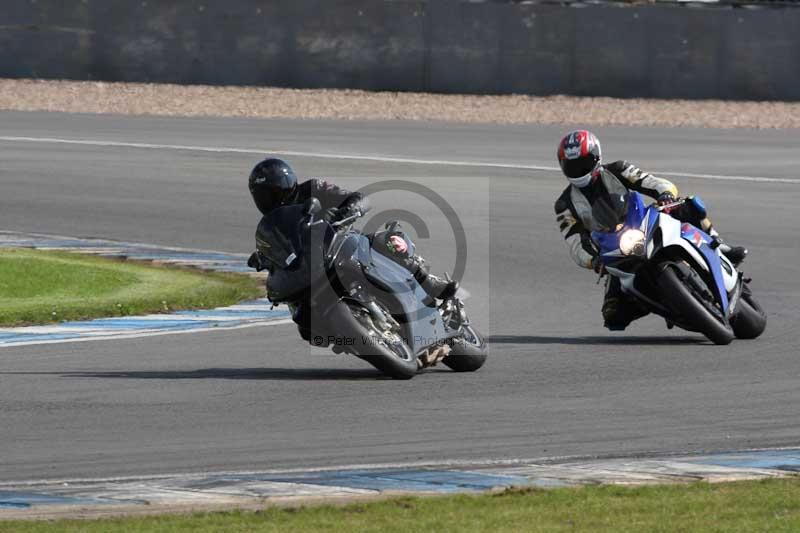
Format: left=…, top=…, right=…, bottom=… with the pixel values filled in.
left=249, top=198, right=487, bottom=379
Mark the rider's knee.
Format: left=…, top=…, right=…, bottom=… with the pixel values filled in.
left=375, top=223, right=416, bottom=259
left=686, top=195, right=708, bottom=219
left=387, top=233, right=414, bottom=257
left=672, top=195, right=710, bottom=230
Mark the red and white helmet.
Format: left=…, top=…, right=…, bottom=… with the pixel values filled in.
left=557, top=130, right=602, bottom=188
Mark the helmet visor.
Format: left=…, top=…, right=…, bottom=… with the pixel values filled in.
left=560, top=154, right=599, bottom=180
left=253, top=183, right=293, bottom=215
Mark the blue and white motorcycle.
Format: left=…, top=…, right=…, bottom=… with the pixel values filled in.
left=591, top=191, right=766, bottom=345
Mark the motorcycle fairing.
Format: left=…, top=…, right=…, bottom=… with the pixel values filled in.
left=644, top=211, right=732, bottom=316
left=592, top=192, right=650, bottom=259
left=605, top=266, right=671, bottom=315
left=334, top=233, right=455, bottom=355
left=594, top=191, right=735, bottom=317
left=679, top=223, right=729, bottom=313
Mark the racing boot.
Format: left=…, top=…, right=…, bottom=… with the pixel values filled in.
left=602, top=296, right=648, bottom=331
left=602, top=278, right=648, bottom=331
left=420, top=271, right=459, bottom=300
left=684, top=199, right=748, bottom=268
left=716, top=240, right=748, bottom=267
left=709, top=230, right=748, bottom=267
left=602, top=294, right=634, bottom=331
left=698, top=220, right=747, bottom=267
left=407, top=255, right=459, bottom=301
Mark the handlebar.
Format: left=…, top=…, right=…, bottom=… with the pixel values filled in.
left=656, top=198, right=686, bottom=212
left=304, top=208, right=364, bottom=231
left=331, top=212, right=363, bottom=228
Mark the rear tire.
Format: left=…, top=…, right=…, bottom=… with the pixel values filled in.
left=731, top=286, right=767, bottom=339
left=443, top=325, right=488, bottom=372
left=657, top=265, right=734, bottom=345
left=327, top=300, right=418, bottom=379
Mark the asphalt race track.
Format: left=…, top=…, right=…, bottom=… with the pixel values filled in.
left=1, top=111, right=798, bottom=481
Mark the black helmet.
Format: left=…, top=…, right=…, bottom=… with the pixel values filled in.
left=249, top=158, right=298, bottom=215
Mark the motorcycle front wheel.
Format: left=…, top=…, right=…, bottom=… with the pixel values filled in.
left=328, top=300, right=418, bottom=379
left=657, top=265, right=734, bottom=345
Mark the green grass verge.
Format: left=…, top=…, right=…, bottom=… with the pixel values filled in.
left=2, top=478, right=799, bottom=532
left=0, top=248, right=263, bottom=326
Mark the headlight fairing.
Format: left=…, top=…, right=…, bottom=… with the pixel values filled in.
left=619, top=229, right=646, bottom=256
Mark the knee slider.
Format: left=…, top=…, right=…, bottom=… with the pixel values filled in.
left=385, top=232, right=415, bottom=257
left=602, top=297, right=620, bottom=319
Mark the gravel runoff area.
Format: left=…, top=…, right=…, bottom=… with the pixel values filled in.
left=1, top=78, right=799, bottom=129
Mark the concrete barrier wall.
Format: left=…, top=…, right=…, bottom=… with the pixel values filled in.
left=2, top=0, right=799, bottom=100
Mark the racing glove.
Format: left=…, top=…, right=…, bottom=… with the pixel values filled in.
left=657, top=191, right=676, bottom=206
left=328, top=206, right=365, bottom=226
left=322, top=207, right=341, bottom=223
left=591, top=255, right=604, bottom=274
left=247, top=251, right=266, bottom=272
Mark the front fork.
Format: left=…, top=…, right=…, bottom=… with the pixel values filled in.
left=440, top=297, right=469, bottom=331
left=342, top=281, right=397, bottom=333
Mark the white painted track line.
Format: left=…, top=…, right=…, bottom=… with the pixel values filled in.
left=1, top=135, right=798, bottom=184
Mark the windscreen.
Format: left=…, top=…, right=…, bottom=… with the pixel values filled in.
left=255, top=204, right=304, bottom=269
left=590, top=192, right=629, bottom=233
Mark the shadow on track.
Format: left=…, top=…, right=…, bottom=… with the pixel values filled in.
left=487, top=335, right=707, bottom=346
left=0, top=367, right=388, bottom=381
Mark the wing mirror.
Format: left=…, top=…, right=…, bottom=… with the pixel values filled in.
left=303, top=197, right=322, bottom=218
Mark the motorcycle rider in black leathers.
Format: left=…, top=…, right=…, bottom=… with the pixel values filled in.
left=554, top=130, right=748, bottom=331
left=247, top=158, right=459, bottom=305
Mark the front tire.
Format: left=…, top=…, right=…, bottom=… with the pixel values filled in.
left=657, top=265, right=734, bottom=345
left=328, top=300, right=418, bottom=379
left=443, top=325, right=488, bottom=372
left=731, top=285, right=767, bottom=339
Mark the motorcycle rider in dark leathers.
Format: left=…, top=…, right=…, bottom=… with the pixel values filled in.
left=554, top=130, right=748, bottom=331
left=247, top=158, right=459, bottom=337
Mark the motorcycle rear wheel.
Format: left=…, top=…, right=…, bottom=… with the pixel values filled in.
left=730, top=285, right=767, bottom=339
left=442, top=325, right=488, bottom=372
left=657, top=265, right=734, bottom=345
